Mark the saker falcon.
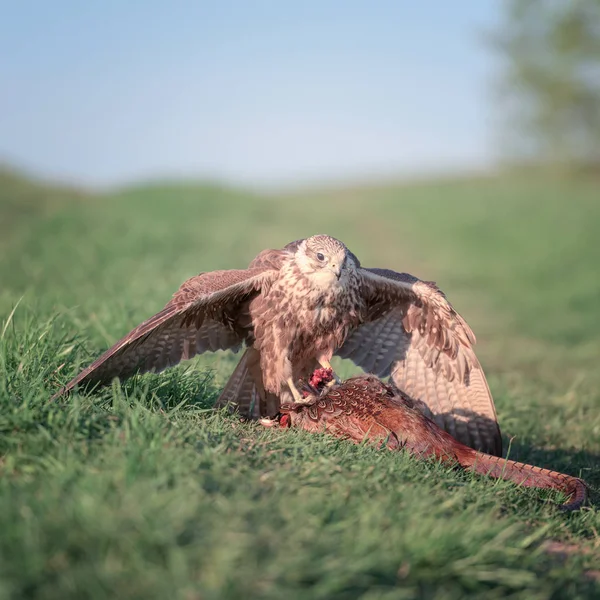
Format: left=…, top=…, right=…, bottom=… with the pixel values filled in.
left=51, top=234, right=502, bottom=456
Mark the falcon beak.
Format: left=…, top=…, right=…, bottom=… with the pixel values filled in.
left=330, top=264, right=342, bottom=279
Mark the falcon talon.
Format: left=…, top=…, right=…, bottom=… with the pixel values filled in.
left=286, top=378, right=306, bottom=404
left=293, top=395, right=317, bottom=405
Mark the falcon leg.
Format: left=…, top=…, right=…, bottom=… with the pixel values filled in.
left=317, top=359, right=342, bottom=387
left=286, top=378, right=311, bottom=404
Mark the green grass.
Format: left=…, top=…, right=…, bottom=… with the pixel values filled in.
left=1, top=168, right=599, bottom=599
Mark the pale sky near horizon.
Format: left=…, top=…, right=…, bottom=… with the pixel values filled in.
left=1, top=1, right=501, bottom=187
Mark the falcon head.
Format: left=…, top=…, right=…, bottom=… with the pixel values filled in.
left=294, top=235, right=357, bottom=287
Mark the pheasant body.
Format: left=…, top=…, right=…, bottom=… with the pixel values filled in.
left=278, top=372, right=587, bottom=511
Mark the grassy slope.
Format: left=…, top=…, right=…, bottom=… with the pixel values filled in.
left=0, top=170, right=599, bottom=599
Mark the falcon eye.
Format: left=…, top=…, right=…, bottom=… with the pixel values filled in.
left=316, top=252, right=325, bottom=261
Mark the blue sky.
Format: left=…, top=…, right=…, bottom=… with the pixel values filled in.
left=1, top=1, right=500, bottom=187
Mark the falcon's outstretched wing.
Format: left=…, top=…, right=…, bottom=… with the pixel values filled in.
left=336, top=268, right=502, bottom=456
left=51, top=268, right=278, bottom=400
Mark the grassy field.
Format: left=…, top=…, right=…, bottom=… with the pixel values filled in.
left=1, top=167, right=599, bottom=599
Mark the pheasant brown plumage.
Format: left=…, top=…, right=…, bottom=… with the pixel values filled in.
left=276, top=370, right=587, bottom=512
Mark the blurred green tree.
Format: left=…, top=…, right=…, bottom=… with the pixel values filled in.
left=491, top=0, right=600, bottom=170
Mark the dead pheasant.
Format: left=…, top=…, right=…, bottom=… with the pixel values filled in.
left=268, top=368, right=588, bottom=511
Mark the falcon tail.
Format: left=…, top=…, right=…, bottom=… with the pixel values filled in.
left=215, top=348, right=280, bottom=418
